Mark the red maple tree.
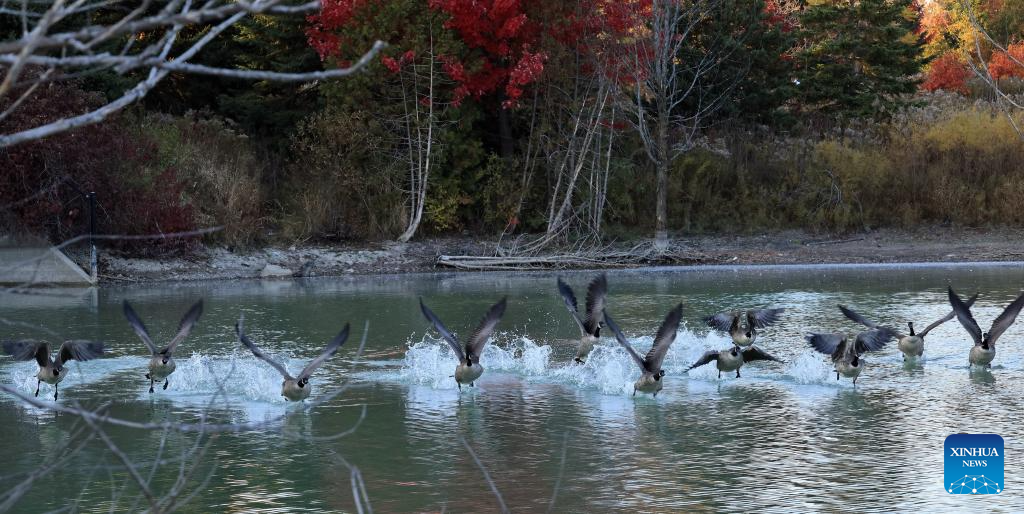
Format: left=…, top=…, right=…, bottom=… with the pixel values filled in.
left=308, top=0, right=548, bottom=108
left=988, top=41, right=1024, bottom=80
left=921, top=53, right=971, bottom=94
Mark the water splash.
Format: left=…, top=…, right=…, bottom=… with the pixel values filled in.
left=155, top=351, right=327, bottom=404
left=394, top=327, right=786, bottom=395
left=398, top=335, right=552, bottom=389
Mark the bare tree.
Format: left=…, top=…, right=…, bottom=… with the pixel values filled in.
left=618, top=0, right=747, bottom=249
left=391, top=34, right=451, bottom=243
left=963, top=1, right=1024, bottom=138
left=0, top=0, right=385, bottom=148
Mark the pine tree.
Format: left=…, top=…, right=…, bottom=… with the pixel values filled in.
left=796, top=0, right=925, bottom=119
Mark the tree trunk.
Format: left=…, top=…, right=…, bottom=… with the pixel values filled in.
left=654, top=100, right=670, bottom=249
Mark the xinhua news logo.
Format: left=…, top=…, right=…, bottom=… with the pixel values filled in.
left=944, top=433, right=1004, bottom=495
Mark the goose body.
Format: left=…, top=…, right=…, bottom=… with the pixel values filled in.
left=420, top=298, right=507, bottom=390
left=236, top=318, right=351, bottom=401
left=685, top=346, right=782, bottom=379
left=807, top=317, right=896, bottom=385
left=839, top=298, right=974, bottom=362
left=969, top=345, right=997, bottom=367
left=2, top=340, right=104, bottom=399
left=123, top=300, right=203, bottom=393
left=606, top=304, right=683, bottom=397
left=705, top=308, right=785, bottom=348
left=949, top=287, right=1024, bottom=368
left=557, top=275, right=607, bottom=363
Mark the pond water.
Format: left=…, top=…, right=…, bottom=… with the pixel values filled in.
left=2, top=263, right=1024, bottom=512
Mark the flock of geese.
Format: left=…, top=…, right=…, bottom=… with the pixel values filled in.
left=4, top=274, right=1024, bottom=400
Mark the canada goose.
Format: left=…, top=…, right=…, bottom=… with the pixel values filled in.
left=704, top=308, right=785, bottom=347
left=605, top=304, right=683, bottom=397
left=235, top=317, right=350, bottom=401
left=685, top=345, right=782, bottom=379
left=419, top=297, right=507, bottom=390
left=2, top=340, right=104, bottom=399
left=949, top=287, right=1024, bottom=368
left=556, top=274, right=607, bottom=364
left=123, top=300, right=204, bottom=393
left=806, top=327, right=897, bottom=385
left=839, top=298, right=975, bottom=362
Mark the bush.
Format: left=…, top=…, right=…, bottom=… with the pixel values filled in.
left=283, top=109, right=404, bottom=241
left=642, top=105, right=1024, bottom=234
left=0, top=74, right=198, bottom=253
left=138, top=114, right=266, bottom=248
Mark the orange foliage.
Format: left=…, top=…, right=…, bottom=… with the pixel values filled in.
left=921, top=53, right=971, bottom=94
left=988, top=42, right=1024, bottom=79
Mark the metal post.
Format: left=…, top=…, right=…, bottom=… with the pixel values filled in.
left=88, top=192, right=97, bottom=283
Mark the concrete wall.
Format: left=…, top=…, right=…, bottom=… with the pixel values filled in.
left=0, top=247, right=95, bottom=286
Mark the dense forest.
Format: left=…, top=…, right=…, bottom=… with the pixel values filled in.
left=2, top=0, right=1024, bottom=253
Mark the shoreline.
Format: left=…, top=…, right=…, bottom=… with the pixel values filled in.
left=96, top=226, right=1024, bottom=283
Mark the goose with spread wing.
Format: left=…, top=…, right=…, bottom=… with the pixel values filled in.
left=2, top=340, right=104, bottom=399
left=420, top=297, right=507, bottom=390
left=839, top=298, right=974, bottom=362
left=685, top=345, right=782, bottom=379
left=236, top=317, right=350, bottom=401
left=556, top=274, right=607, bottom=364
left=123, top=299, right=204, bottom=393
left=807, top=321, right=897, bottom=385
left=948, top=287, right=1024, bottom=368
left=705, top=308, right=785, bottom=347
left=606, top=304, right=683, bottom=397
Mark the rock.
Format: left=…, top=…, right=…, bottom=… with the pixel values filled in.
left=260, top=264, right=292, bottom=278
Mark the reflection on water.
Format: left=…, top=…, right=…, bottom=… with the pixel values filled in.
left=3, top=264, right=1024, bottom=511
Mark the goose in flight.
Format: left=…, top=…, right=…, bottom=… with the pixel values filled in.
left=420, top=297, right=507, bottom=390
left=236, top=317, right=350, bottom=401
left=556, top=274, right=607, bottom=364
left=948, top=287, right=1024, bottom=368
left=685, top=345, right=782, bottom=379
left=705, top=308, right=785, bottom=347
left=807, top=324, right=897, bottom=385
left=2, top=340, right=104, bottom=399
left=839, top=298, right=974, bottom=361
left=123, top=299, right=204, bottom=393
left=606, top=304, right=683, bottom=397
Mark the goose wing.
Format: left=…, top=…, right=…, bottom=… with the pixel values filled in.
left=583, top=274, right=607, bottom=336
left=918, top=293, right=978, bottom=337
left=466, top=298, right=508, bottom=361
left=854, top=328, right=896, bottom=354
left=3, top=340, right=50, bottom=367
left=948, top=287, right=983, bottom=346
left=604, top=313, right=648, bottom=372
left=838, top=305, right=879, bottom=329
left=56, top=340, right=104, bottom=367
left=685, top=350, right=719, bottom=372
left=986, top=291, right=1024, bottom=346
left=419, top=299, right=465, bottom=362
left=742, top=346, right=782, bottom=363
left=123, top=301, right=157, bottom=355
left=163, top=300, right=204, bottom=356
left=298, top=324, right=350, bottom=381
left=235, top=317, right=293, bottom=380
left=556, top=278, right=587, bottom=335
left=747, top=308, right=784, bottom=329
left=704, top=311, right=736, bottom=333
left=807, top=332, right=844, bottom=360
left=643, top=304, right=683, bottom=372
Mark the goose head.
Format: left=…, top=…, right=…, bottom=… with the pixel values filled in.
left=907, top=322, right=915, bottom=336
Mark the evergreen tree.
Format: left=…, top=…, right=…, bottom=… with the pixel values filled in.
left=796, top=0, right=925, bottom=119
